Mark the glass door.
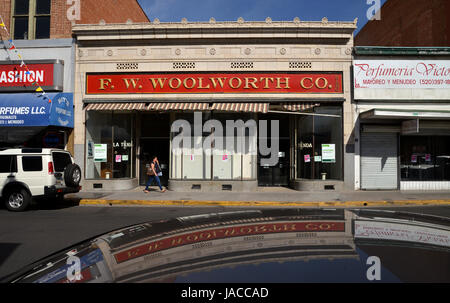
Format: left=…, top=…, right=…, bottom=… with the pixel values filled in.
left=257, top=114, right=290, bottom=186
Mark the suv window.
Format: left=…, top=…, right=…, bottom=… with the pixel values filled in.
left=22, top=156, right=43, bottom=171
left=0, top=155, right=18, bottom=173
left=52, top=152, right=72, bottom=172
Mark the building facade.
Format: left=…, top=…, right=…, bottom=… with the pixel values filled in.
left=73, top=18, right=357, bottom=192
left=353, top=46, right=450, bottom=190
left=355, top=0, right=450, bottom=47
left=0, top=0, right=149, bottom=153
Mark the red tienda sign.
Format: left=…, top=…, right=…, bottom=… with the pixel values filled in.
left=0, top=63, right=54, bottom=89
left=86, top=72, right=343, bottom=94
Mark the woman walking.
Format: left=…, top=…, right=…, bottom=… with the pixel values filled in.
left=144, top=156, right=166, bottom=193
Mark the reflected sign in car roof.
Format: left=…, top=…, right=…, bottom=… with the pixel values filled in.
left=7, top=209, right=450, bottom=283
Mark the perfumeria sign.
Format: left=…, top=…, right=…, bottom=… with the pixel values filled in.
left=354, top=60, right=450, bottom=89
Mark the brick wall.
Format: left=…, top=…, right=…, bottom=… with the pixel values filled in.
left=50, top=0, right=73, bottom=38
left=355, top=0, right=450, bottom=46
left=0, top=0, right=149, bottom=40
left=77, top=0, right=149, bottom=25
left=0, top=1, right=12, bottom=39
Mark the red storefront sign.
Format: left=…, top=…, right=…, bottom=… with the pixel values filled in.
left=86, top=72, right=343, bottom=94
left=0, top=63, right=54, bottom=88
left=113, top=221, right=345, bottom=263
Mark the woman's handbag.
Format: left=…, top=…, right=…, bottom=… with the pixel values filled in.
left=146, top=164, right=155, bottom=176
left=155, top=162, right=163, bottom=177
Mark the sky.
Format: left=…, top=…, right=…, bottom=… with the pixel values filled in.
left=137, top=0, right=389, bottom=34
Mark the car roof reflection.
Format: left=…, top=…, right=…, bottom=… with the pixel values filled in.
left=10, top=208, right=450, bottom=283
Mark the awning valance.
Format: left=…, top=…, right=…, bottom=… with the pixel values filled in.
left=146, top=102, right=210, bottom=111
left=85, top=102, right=210, bottom=111
left=360, top=109, right=450, bottom=120
left=85, top=103, right=146, bottom=111
left=85, top=102, right=325, bottom=114
left=277, top=102, right=320, bottom=112
left=210, top=103, right=269, bottom=113
left=85, top=102, right=269, bottom=113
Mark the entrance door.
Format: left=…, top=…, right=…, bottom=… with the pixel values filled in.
left=258, top=114, right=290, bottom=186
left=139, top=114, right=170, bottom=187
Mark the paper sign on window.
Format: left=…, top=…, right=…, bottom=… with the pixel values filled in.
left=321, top=144, right=336, bottom=163
left=94, top=144, right=107, bottom=162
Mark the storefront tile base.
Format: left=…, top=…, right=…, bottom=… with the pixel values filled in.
left=290, top=179, right=344, bottom=192
left=400, top=181, right=450, bottom=191
left=82, top=178, right=139, bottom=191
left=168, top=180, right=258, bottom=192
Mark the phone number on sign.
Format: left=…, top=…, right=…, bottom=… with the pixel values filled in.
left=420, top=79, right=450, bottom=85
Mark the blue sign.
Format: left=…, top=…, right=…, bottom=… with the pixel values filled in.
left=0, top=93, right=74, bottom=128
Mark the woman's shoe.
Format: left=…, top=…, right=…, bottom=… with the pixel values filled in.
left=143, top=189, right=149, bottom=193
left=161, top=188, right=167, bottom=193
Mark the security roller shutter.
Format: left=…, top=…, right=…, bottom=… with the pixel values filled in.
left=361, top=133, right=398, bottom=190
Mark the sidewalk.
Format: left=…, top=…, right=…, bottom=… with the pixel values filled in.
left=68, top=186, right=450, bottom=208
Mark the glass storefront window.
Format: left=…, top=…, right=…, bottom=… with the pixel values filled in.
left=171, top=112, right=211, bottom=180
left=400, top=135, right=450, bottom=181
left=297, top=106, right=343, bottom=180
left=85, top=111, right=135, bottom=179
left=170, top=112, right=257, bottom=180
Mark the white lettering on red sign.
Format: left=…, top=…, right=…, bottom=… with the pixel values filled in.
left=0, top=70, right=44, bottom=84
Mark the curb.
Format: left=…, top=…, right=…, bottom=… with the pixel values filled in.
left=79, top=199, right=450, bottom=208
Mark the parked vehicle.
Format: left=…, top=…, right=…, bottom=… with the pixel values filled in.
left=4, top=209, right=450, bottom=283
left=0, top=148, right=81, bottom=211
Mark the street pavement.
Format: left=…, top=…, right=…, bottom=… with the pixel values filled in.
left=72, top=186, right=450, bottom=207
left=0, top=195, right=450, bottom=281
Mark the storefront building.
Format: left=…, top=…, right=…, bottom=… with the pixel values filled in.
left=0, top=40, right=75, bottom=150
left=73, top=19, right=357, bottom=191
left=353, top=47, right=450, bottom=190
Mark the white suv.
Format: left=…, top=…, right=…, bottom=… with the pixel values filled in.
left=0, top=148, right=81, bottom=211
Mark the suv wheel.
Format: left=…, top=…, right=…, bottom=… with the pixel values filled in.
left=5, top=189, right=31, bottom=212
left=64, top=163, right=81, bottom=188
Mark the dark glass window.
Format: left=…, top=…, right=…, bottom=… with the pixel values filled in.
left=13, top=17, right=28, bottom=39
left=12, top=0, right=51, bottom=40
left=85, top=112, right=135, bottom=179
left=297, top=114, right=313, bottom=179
left=0, top=156, right=18, bottom=173
left=297, top=106, right=343, bottom=180
left=36, top=0, right=51, bottom=14
left=22, top=156, right=43, bottom=171
left=52, top=152, right=72, bottom=172
left=35, top=16, right=50, bottom=39
left=400, top=136, right=450, bottom=181
left=113, top=114, right=133, bottom=179
left=14, top=0, right=29, bottom=15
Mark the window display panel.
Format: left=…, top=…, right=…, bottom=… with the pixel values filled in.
left=212, top=113, right=254, bottom=180
left=171, top=113, right=210, bottom=180
left=170, top=112, right=256, bottom=180
left=112, top=114, right=134, bottom=178
left=85, top=111, right=112, bottom=179
left=313, top=106, right=343, bottom=180
left=296, top=106, right=342, bottom=180
left=85, top=111, right=134, bottom=179
left=297, top=114, right=313, bottom=179
left=400, top=136, right=450, bottom=181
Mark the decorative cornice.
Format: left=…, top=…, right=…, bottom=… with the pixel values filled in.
left=354, top=46, right=450, bottom=56
left=72, top=20, right=357, bottom=43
